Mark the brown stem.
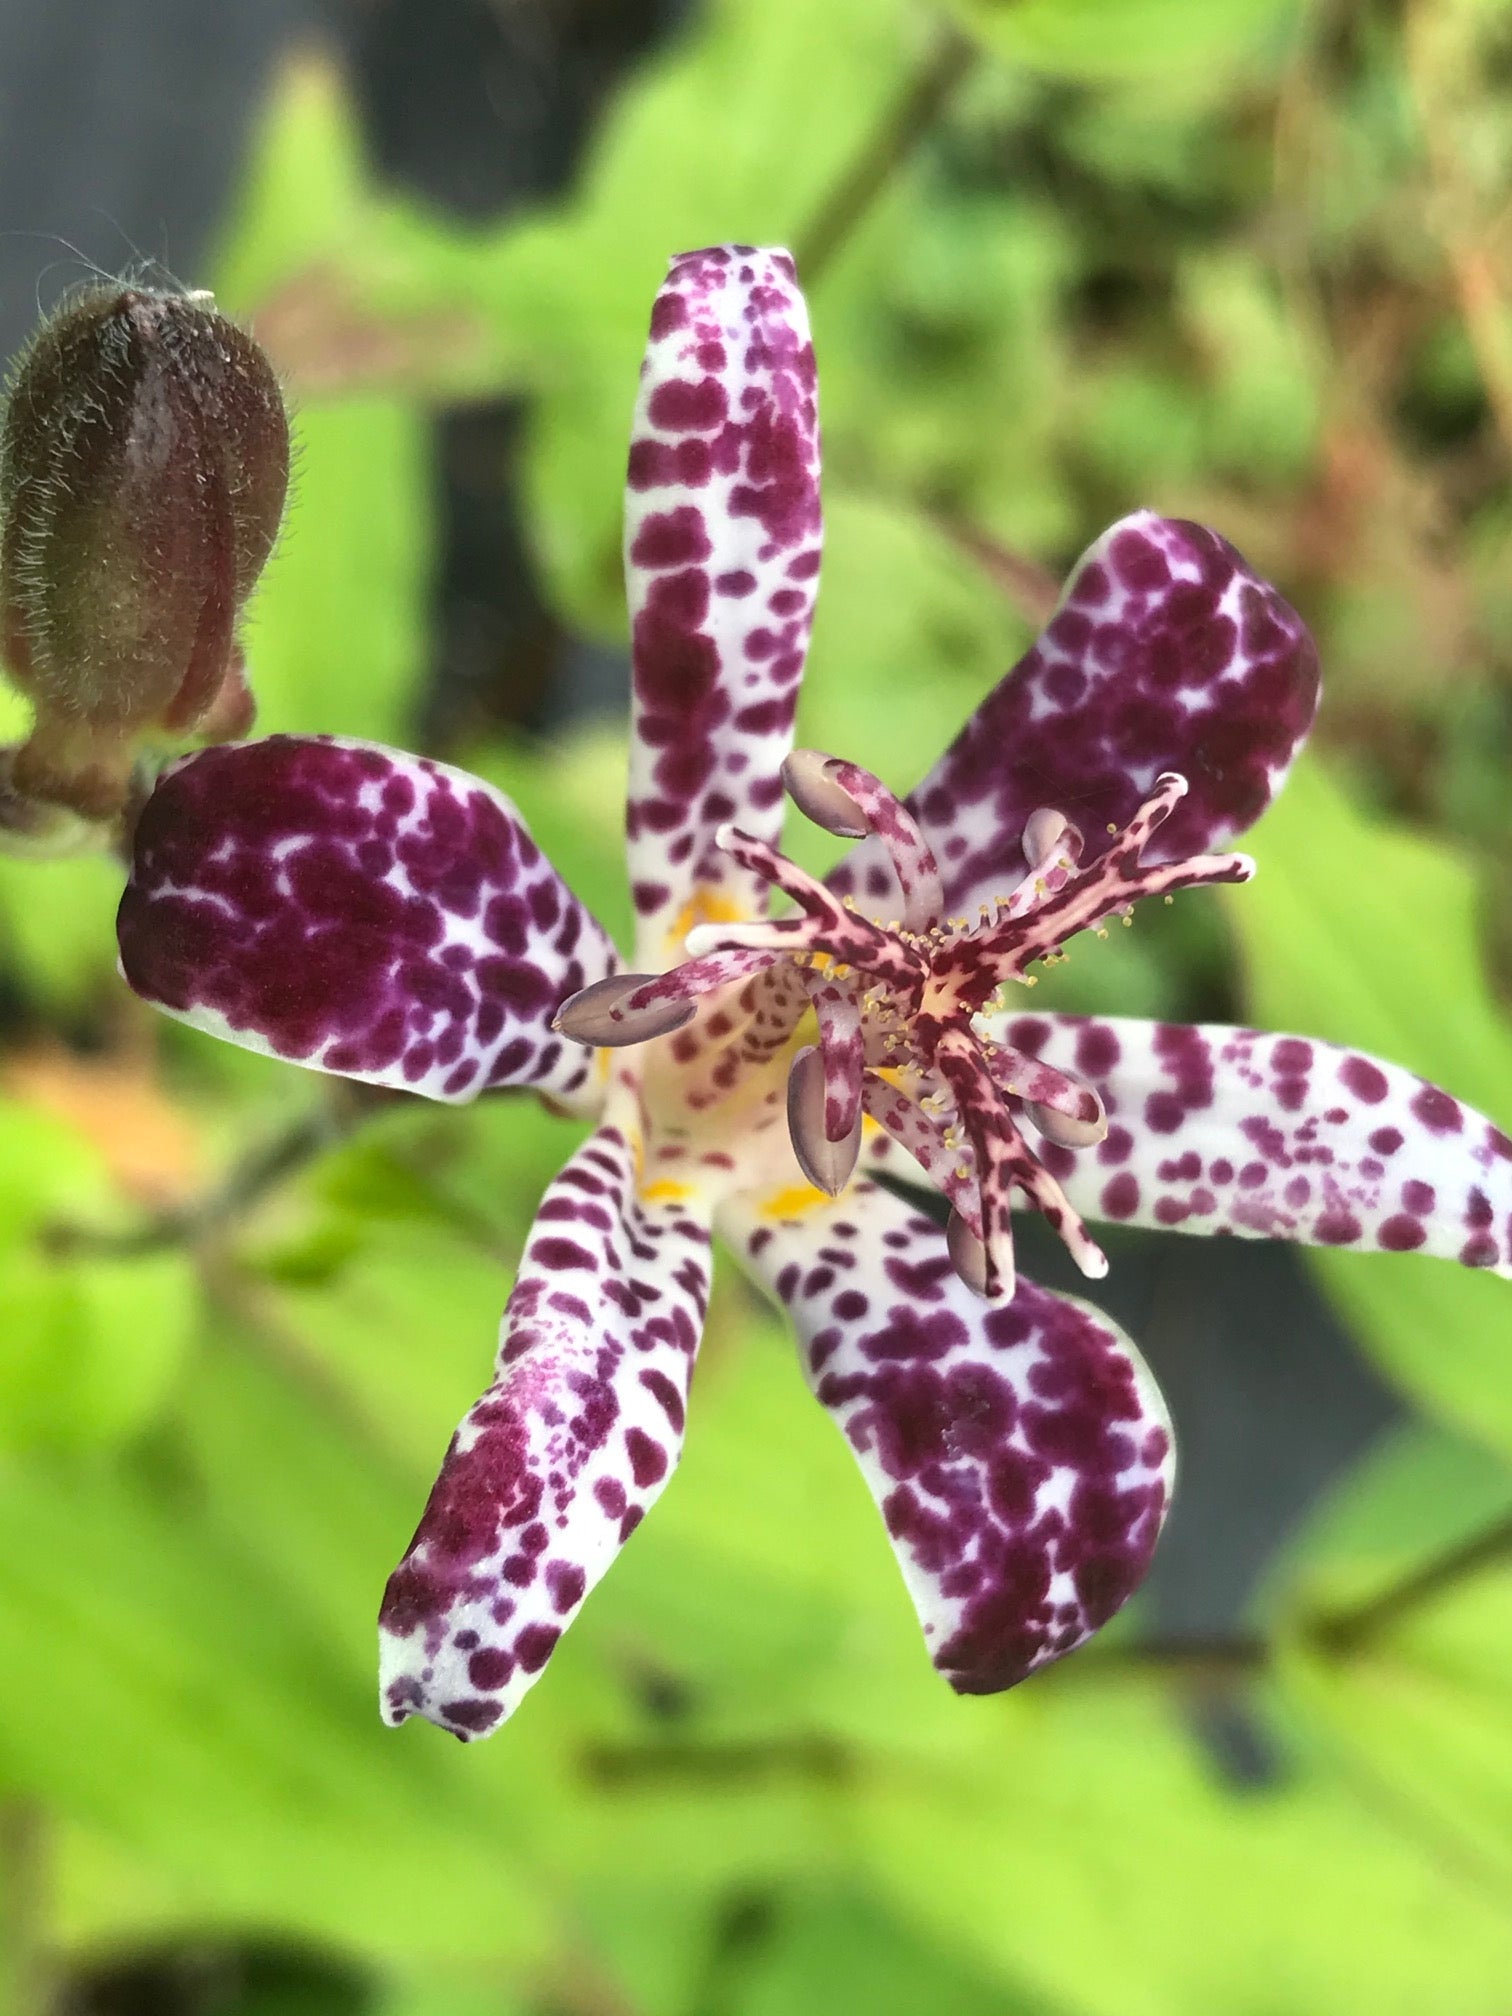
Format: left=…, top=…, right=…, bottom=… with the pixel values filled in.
left=795, top=23, right=977, bottom=285
left=930, top=512, right=1063, bottom=628
left=1067, top=1507, right=1512, bottom=1686
left=583, top=1732, right=852, bottom=1789
left=1310, top=1507, right=1512, bottom=1655
left=1061, top=1633, right=1268, bottom=1683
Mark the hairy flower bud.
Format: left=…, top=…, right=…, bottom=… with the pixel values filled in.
left=0, top=283, right=289, bottom=826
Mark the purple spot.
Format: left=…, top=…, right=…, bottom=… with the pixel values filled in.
left=1379, top=1214, right=1426, bottom=1252
left=626, top=1427, right=668, bottom=1488
left=1411, top=1085, right=1462, bottom=1134
left=648, top=376, right=728, bottom=432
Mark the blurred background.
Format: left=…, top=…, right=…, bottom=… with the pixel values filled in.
left=1, top=0, right=1511, bottom=2010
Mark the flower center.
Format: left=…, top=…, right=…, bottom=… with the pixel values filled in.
left=557, top=752, right=1252, bottom=1298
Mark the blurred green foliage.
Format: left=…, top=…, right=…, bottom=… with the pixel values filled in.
left=3, top=0, right=1512, bottom=2012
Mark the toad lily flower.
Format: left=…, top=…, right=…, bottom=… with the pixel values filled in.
left=116, top=246, right=1512, bottom=1740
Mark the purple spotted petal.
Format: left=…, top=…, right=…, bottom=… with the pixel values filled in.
left=984, top=1014, right=1512, bottom=1272
left=117, top=735, right=617, bottom=1105
left=722, top=1180, right=1172, bottom=1691
left=829, top=513, right=1319, bottom=920
left=624, top=245, right=821, bottom=957
left=380, top=1124, right=711, bottom=1737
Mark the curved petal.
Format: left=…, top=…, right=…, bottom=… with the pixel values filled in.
left=625, top=245, right=822, bottom=962
left=982, top=1013, right=1512, bottom=1274
left=380, top=1123, right=712, bottom=1737
left=720, top=1179, right=1173, bottom=1692
left=118, top=735, right=618, bottom=1107
left=829, top=513, right=1319, bottom=920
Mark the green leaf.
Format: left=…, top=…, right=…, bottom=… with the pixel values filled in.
left=242, top=398, right=431, bottom=744
left=212, top=54, right=368, bottom=311
left=0, top=851, right=122, bottom=1011
left=0, top=1100, right=196, bottom=1451
left=1266, top=1416, right=1512, bottom=1617
left=0, top=1347, right=553, bottom=1967
left=954, top=0, right=1302, bottom=84
left=1272, top=1421, right=1512, bottom=1892
left=1233, top=755, right=1512, bottom=1458
left=0, top=1245, right=196, bottom=1454
left=373, top=1977, right=526, bottom=2016
left=854, top=1680, right=1512, bottom=2015
left=268, top=1219, right=521, bottom=1478
left=731, top=1886, right=1046, bottom=2016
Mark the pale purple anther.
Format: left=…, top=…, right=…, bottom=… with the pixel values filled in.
left=787, top=1044, right=863, bottom=1195
left=1022, top=807, right=1082, bottom=875
left=111, top=246, right=1510, bottom=1743
left=780, top=747, right=870, bottom=838
left=784, top=749, right=944, bottom=931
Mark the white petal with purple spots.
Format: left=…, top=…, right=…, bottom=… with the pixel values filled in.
left=981, top=1014, right=1512, bottom=1273
left=624, top=246, right=822, bottom=958
left=722, top=1180, right=1173, bottom=1692
left=829, top=512, right=1319, bottom=922
left=118, top=735, right=617, bottom=1107
left=379, top=1123, right=711, bottom=1737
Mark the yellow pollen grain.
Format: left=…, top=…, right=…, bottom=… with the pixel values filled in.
left=641, top=1178, right=692, bottom=1204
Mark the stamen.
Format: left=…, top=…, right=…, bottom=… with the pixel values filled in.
left=780, top=748, right=870, bottom=837
left=787, top=1045, right=862, bottom=1194
left=935, top=1026, right=1108, bottom=1295
left=861, top=1071, right=982, bottom=1231
left=824, top=757, right=944, bottom=931
left=980, top=1043, right=1107, bottom=1148
left=970, top=774, right=1252, bottom=988
left=800, top=974, right=865, bottom=1142
left=582, top=749, right=1246, bottom=1301
left=554, top=972, right=695, bottom=1045
left=782, top=748, right=945, bottom=933
left=555, top=947, right=780, bottom=1046
left=711, top=823, right=926, bottom=992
